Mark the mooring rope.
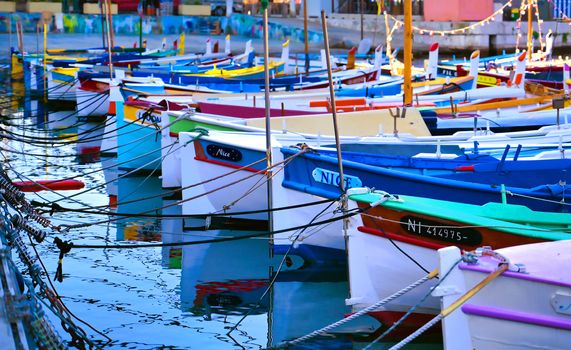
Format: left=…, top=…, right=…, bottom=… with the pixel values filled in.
left=276, top=268, right=439, bottom=349
left=55, top=203, right=365, bottom=250
left=32, top=197, right=335, bottom=219
left=227, top=199, right=339, bottom=335
left=386, top=259, right=509, bottom=350
left=53, top=147, right=309, bottom=230
left=3, top=90, right=108, bottom=130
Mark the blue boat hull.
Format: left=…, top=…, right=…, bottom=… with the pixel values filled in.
left=281, top=148, right=571, bottom=213
left=116, top=101, right=163, bottom=176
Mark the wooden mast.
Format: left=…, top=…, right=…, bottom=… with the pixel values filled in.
left=104, top=0, right=113, bottom=79
left=43, top=23, right=47, bottom=126
left=360, top=0, right=364, bottom=40
left=321, top=10, right=346, bottom=195
left=262, top=1, right=273, bottom=233
left=106, top=0, right=115, bottom=48
left=403, top=0, right=412, bottom=106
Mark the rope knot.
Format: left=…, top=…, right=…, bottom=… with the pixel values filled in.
left=141, top=107, right=155, bottom=122
left=462, top=252, right=479, bottom=264
left=49, top=202, right=64, bottom=216
left=54, top=237, right=73, bottom=283
left=191, top=127, right=210, bottom=136
left=295, top=143, right=314, bottom=153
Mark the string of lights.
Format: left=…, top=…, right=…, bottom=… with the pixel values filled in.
left=385, top=0, right=513, bottom=36
left=514, top=0, right=527, bottom=51
left=384, top=0, right=555, bottom=58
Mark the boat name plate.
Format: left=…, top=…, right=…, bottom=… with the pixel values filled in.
left=206, top=144, right=243, bottom=162
left=135, top=109, right=160, bottom=124
left=312, top=168, right=362, bottom=189
left=400, top=215, right=483, bottom=246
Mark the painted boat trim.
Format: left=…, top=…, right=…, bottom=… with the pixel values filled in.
left=357, top=226, right=446, bottom=251
left=462, top=304, right=571, bottom=331
left=460, top=263, right=571, bottom=288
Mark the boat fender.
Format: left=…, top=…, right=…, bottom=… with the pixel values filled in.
left=14, top=179, right=85, bottom=192
left=508, top=263, right=527, bottom=273
left=346, top=187, right=370, bottom=196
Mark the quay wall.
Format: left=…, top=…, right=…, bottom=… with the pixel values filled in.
left=0, top=12, right=569, bottom=54
left=0, top=13, right=325, bottom=44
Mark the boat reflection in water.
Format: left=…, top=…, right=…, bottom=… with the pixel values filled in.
left=76, top=118, right=105, bottom=164
left=116, top=175, right=164, bottom=242
left=179, top=228, right=270, bottom=320
left=104, top=171, right=443, bottom=349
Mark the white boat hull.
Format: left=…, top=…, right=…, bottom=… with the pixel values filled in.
left=76, top=88, right=109, bottom=117
left=346, top=210, right=440, bottom=316
left=439, top=242, right=571, bottom=350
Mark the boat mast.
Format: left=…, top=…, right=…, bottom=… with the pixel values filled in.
left=43, top=23, right=47, bottom=125
left=106, top=0, right=115, bottom=49
left=262, top=7, right=275, bottom=343
left=360, top=0, right=364, bottom=40
left=262, top=1, right=273, bottom=233
left=99, top=0, right=106, bottom=49
left=403, top=0, right=412, bottom=106
left=321, top=10, right=346, bottom=197
left=104, top=0, right=114, bottom=79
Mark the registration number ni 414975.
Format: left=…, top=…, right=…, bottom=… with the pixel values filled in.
left=400, top=215, right=483, bottom=246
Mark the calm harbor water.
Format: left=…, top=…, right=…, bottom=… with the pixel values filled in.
left=2, top=67, right=443, bottom=349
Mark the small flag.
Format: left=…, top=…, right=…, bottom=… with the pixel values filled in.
left=179, top=32, right=186, bottom=55
left=376, top=0, right=384, bottom=16
left=261, top=0, right=269, bottom=11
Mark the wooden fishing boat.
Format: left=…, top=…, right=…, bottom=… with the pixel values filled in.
left=48, top=66, right=80, bottom=101
left=115, top=94, right=197, bottom=175
left=269, top=139, right=571, bottom=262
left=173, top=124, right=571, bottom=268
left=175, top=107, right=428, bottom=208
left=281, top=146, right=571, bottom=213
left=438, top=241, right=571, bottom=350
left=345, top=188, right=571, bottom=336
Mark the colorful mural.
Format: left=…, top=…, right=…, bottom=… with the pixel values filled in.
left=228, top=14, right=323, bottom=44
left=0, top=12, right=324, bottom=45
